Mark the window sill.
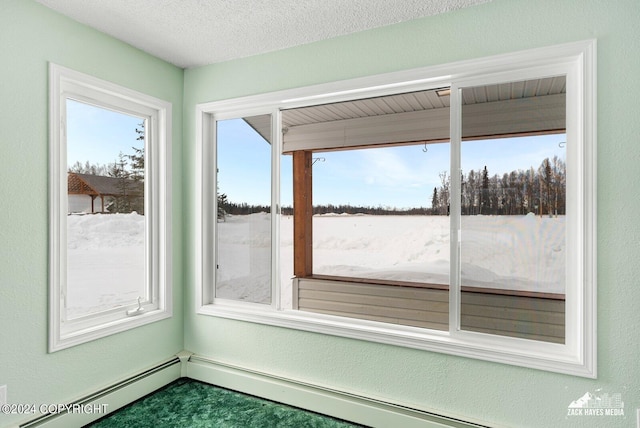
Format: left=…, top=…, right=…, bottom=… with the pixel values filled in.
left=197, top=299, right=592, bottom=378
left=51, top=307, right=172, bottom=352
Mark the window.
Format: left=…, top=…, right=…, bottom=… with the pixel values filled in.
left=456, top=77, right=567, bottom=343
left=197, top=41, right=596, bottom=377
left=215, top=115, right=273, bottom=304
left=49, top=64, right=172, bottom=351
left=281, top=90, right=452, bottom=331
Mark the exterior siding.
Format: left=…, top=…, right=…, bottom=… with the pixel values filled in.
left=460, top=291, right=565, bottom=343
left=295, top=278, right=564, bottom=343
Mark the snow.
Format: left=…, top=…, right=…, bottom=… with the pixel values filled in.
left=219, top=212, right=565, bottom=305
left=310, top=215, right=450, bottom=285
left=67, top=212, right=145, bottom=318
left=460, top=213, right=565, bottom=292
left=215, top=212, right=272, bottom=304
left=67, top=212, right=565, bottom=314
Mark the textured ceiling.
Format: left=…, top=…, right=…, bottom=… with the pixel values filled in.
left=36, top=0, right=490, bottom=68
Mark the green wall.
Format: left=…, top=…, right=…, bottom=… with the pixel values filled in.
left=1, top=0, right=639, bottom=427
left=0, top=1, right=183, bottom=427
left=183, top=1, right=640, bottom=427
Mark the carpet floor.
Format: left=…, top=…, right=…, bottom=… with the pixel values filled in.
left=85, top=378, right=364, bottom=428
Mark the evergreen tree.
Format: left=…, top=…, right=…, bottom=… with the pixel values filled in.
left=127, top=147, right=144, bottom=180
left=480, top=166, right=489, bottom=214
left=466, top=169, right=478, bottom=215
left=431, top=187, right=438, bottom=214
left=108, top=152, right=132, bottom=213
left=128, top=122, right=145, bottom=181
left=217, top=193, right=229, bottom=221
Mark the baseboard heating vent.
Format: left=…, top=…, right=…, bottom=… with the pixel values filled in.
left=188, top=356, right=493, bottom=428
left=20, top=356, right=180, bottom=428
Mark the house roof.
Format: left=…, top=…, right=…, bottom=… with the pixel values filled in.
left=68, top=173, right=143, bottom=197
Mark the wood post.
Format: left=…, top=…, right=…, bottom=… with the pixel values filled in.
left=293, top=151, right=313, bottom=277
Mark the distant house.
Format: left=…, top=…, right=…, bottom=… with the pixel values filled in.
left=68, top=172, right=143, bottom=214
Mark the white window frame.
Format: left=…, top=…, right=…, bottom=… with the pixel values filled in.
left=196, top=40, right=596, bottom=377
left=49, top=64, right=172, bottom=352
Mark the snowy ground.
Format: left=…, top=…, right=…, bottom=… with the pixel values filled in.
left=67, top=212, right=565, bottom=314
left=216, top=212, right=565, bottom=305
left=67, top=213, right=145, bottom=318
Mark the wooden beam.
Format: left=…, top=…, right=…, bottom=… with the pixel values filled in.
left=293, top=151, right=313, bottom=277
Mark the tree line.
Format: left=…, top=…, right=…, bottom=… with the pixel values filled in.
left=305, top=204, right=426, bottom=216
left=217, top=199, right=427, bottom=218
left=217, top=194, right=271, bottom=217
left=217, top=156, right=566, bottom=218
left=430, top=156, right=566, bottom=216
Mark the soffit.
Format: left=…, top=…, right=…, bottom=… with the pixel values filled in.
left=281, top=76, right=566, bottom=129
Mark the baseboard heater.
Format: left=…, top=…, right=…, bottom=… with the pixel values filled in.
left=19, top=354, right=491, bottom=428
left=20, top=356, right=180, bottom=428
left=187, top=355, right=493, bottom=428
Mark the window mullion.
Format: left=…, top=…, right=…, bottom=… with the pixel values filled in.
left=272, top=109, right=282, bottom=310
left=208, top=114, right=219, bottom=303
left=449, top=84, right=462, bottom=336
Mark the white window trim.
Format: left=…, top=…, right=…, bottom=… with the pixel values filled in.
left=195, top=40, right=596, bottom=377
left=49, top=64, right=172, bottom=352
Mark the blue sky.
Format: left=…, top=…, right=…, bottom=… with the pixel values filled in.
left=66, top=104, right=566, bottom=210
left=218, top=118, right=566, bottom=209
left=66, top=99, right=144, bottom=169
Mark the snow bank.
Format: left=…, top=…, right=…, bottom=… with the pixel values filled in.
left=215, top=213, right=272, bottom=303
left=67, top=213, right=145, bottom=318
left=220, top=212, right=565, bottom=305
left=66, top=212, right=565, bottom=315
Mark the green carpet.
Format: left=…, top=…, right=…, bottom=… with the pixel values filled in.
left=86, top=379, right=364, bottom=428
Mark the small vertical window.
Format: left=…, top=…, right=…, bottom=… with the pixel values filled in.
left=49, top=64, right=172, bottom=351
left=66, top=100, right=148, bottom=319
left=214, top=115, right=272, bottom=304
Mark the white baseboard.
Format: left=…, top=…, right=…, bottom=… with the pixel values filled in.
left=186, top=355, right=490, bottom=428
left=16, top=353, right=490, bottom=428
left=19, top=356, right=181, bottom=428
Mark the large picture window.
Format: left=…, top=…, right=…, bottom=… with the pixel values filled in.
left=197, top=41, right=596, bottom=377
left=49, top=64, right=172, bottom=351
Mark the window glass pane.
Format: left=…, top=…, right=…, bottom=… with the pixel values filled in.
left=311, top=144, right=450, bottom=287
left=282, top=88, right=452, bottom=330
left=459, top=76, right=566, bottom=343
left=66, top=99, right=146, bottom=319
left=215, top=115, right=272, bottom=304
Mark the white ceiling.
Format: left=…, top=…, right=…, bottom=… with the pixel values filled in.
left=36, top=0, right=490, bottom=69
